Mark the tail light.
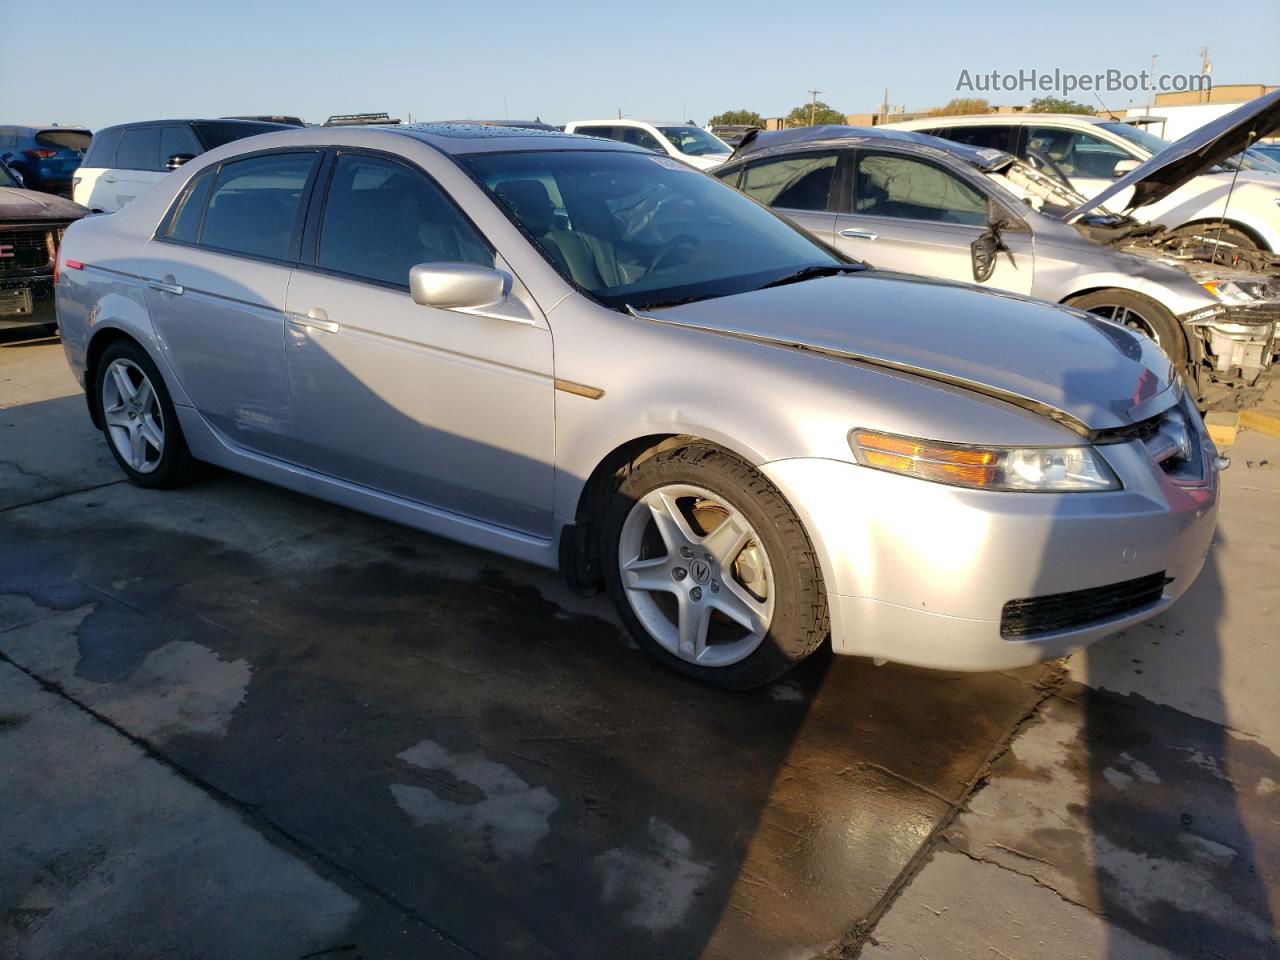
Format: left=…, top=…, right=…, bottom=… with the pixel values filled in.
left=24, top=149, right=58, bottom=160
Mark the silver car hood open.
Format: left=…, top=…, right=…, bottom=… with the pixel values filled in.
left=1066, top=90, right=1280, bottom=221
left=633, top=272, right=1177, bottom=435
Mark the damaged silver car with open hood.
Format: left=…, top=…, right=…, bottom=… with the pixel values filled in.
left=716, top=91, right=1280, bottom=387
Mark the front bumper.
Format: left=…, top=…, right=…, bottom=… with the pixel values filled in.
left=0, top=274, right=55, bottom=329
left=763, top=434, right=1219, bottom=672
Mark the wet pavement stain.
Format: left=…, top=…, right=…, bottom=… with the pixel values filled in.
left=1, top=480, right=1053, bottom=959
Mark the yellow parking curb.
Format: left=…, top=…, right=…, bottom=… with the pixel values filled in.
left=1204, top=411, right=1239, bottom=448
left=1240, top=409, right=1280, bottom=440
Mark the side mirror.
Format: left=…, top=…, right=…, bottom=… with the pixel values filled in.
left=410, top=262, right=507, bottom=310
left=1111, top=158, right=1140, bottom=178
left=971, top=230, right=1000, bottom=283
left=166, top=153, right=196, bottom=171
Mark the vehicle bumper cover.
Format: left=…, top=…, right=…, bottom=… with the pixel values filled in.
left=0, top=275, right=55, bottom=329
left=762, top=447, right=1218, bottom=671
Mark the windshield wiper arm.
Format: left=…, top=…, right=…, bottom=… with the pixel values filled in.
left=759, top=263, right=867, bottom=290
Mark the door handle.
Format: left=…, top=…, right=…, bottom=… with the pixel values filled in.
left=839, top=229, right=879, bottom=241
left=146, top=277, right=184, bottom=295
left=287, top=307, right=340, bottom=334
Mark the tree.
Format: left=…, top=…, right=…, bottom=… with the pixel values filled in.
left=926, top=98, right=991, bottom=117
left=785, top=101, right=845, bottom=127
left=1029, top=96, right=1095, bottom=115
left=708, top=109, right=764, bottom=127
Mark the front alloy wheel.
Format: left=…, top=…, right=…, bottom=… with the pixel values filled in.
left=618, top=483, right=775, bottom=667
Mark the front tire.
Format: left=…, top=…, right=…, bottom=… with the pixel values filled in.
left=1067, top=289, right=1189, bottom=372
left=95, top=340, right=200, bottom=488
left=602, top=441, right=828, bottom=689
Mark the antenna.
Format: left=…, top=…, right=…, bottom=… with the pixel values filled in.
left=1093, top=92, right=1122, bottom=121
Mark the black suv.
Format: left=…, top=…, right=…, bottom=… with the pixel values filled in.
left=0, top=126, right=93, bottom=197
left=0, top=160, right=87, bottom=331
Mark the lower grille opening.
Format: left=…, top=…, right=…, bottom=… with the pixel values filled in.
left=1000, top=571, right=1170, bottom=639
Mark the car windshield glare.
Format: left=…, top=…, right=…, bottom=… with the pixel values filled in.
left=657, top=126, right=732, bottom=157
left=1098, top=122, right=1171, bottom=156
left=463, top=150, right=842, bottom=309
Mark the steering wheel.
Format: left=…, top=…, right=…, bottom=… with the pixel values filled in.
left=649, top=234, right=699, bottom=273
left=1026, top=148, right=1071, bottom=186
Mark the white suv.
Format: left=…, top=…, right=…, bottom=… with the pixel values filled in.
left=73, top=119, right=291, bottom=213
left=563, top=119, right=731, bottom=170
left=888, top=113, right=1280, bottom=253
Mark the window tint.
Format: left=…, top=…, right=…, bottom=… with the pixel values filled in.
left=741, top=152, right=837, bottom=211
left=619, top=127, right=663, bottom=152
left=82, top=128, right=122, bottom=168
left=939, top=125, right=1015, bottom=152
left=317, top=153, right=492, bottom=286
left=159, top=125, right=202, bottom=164
left=1025, top=127, right=1132, bottom=179
left=199, top=152, right=318, bottom=260
left=853, top=152, right=988, bottom=225
left=116, top=127, right=159, bottom=171
left=192, top=121, right=286, bottom=150
left=163, top=168, right=215, bottom=242
left=574, top=126, right=619, bottom=141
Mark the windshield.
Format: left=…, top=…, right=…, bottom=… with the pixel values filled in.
left=1098, top=122, right=1170, bottom=156
left=657, top=126, right=731, bottom=158
left=464, top=150, right=842, bottom=309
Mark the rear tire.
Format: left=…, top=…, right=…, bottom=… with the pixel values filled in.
left=94, top=340, right=200, bottom=488
left=601, top=441, right=828, bottom=689
left=1067, top=289, right=1189, bottom=373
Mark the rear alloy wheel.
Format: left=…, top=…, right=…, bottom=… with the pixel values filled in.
left=603, top=442, right=828, bottom=689
left=1067, top=289, right=1189, bottom=371
left=95, top=340, right=200, bottom=488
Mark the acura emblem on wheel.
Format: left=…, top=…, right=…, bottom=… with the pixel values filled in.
left=690, top=559, right=712, bottom=584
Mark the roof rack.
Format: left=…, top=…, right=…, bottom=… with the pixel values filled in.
left=322, top=113, right=402, bottom=127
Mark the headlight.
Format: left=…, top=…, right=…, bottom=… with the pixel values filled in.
left=1201, top=279, right=1280, bottom=303
left=849, top=429, right=1121, bottom=492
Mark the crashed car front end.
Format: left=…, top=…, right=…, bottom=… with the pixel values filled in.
left=1177, top=272, right=1280, bottom=383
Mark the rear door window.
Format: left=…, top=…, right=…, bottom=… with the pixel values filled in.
left=316, top=152, right=492, bottom=286
left=938, top=125, right=1017, bottom=153
left=574, top=126, right=620, bottom=141
left=741, top=152, right=838, bottom=211
left=116, top=128, right=160, bottom=171
left=82, top=129, right=122, bottom=168
left=198, top=152, right=319, bottom=261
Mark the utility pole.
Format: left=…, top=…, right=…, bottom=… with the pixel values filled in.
left=1146, top=54, right=1157, bottom=114
left=808, top=89, right=821, bottom=126
left=1199, top=47, right=1211, bottom=103
left=881, top=88, right=889, bottom=125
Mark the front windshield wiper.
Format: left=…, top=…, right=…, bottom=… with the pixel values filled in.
left=759, top=263, right=867, bottom=290
left=627, top=293, right=719, bottom=310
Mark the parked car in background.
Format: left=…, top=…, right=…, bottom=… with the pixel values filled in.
left=0, top=126, right=92, bottom=197
left=717, top=109, right=1280, bottom=386
left=564, top=119, right=731, bottom=169
left=223, top=115, right=305, bottom=126
left=73, top=118, right=292, bottom=213
left=1255, top=142, right=1280, bottom=165
left=322, top=113, right=401, bottom=126
left=711, top=124, right=761, bottom=149
left=888, top=107, right=1280, bottom=255
left=56, top=123, right=1218, bottom=688
left=1, top=160, right=87, bottom=331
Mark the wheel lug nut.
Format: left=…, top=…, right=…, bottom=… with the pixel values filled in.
left=710, top=580, right=720, bottom=593
left=679, top=546, right=694, bottom=559
left=672, top=567, right=687, bottom=581
left=690, top=586, right=703, bottom=601
left=704, top=553, right=714, bottom=563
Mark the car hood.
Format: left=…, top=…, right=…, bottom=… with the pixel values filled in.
left=635, top=272, right=1176, bottom=434
left=0, top=186, right=88, bottom=221
left=1066, top=90, right=1280, bottom=221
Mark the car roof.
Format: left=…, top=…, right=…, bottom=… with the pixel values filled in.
left=92, top=118, right=295, bottom=135
left=726, top=124, right=1014, bottom=171
left=212, top=122, right=651, bottom=157
left=897, top=113, right=1107, bottom=126
left=570, top=119, right=689, bottom=127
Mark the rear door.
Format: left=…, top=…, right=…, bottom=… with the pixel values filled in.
left=834, top=148, right=1033, bottom=293
left=283, top=149, right=555, bottom=535
left=144, top=150, right=322, bottom=460
left=75, top=128, right=121, bottom=210
left=736, top=150, right=842, bottom=244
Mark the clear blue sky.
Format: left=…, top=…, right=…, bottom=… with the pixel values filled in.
left=9, top=0, right=1278, bottom=129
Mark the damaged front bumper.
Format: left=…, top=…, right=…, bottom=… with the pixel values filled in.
left=1181, top=303, right=1278, bottom=383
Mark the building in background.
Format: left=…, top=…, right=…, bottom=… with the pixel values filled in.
left=1124, top=84, right=1278, bottom=141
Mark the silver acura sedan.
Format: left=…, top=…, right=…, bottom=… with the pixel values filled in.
left=55, top=123, right=1220, bottom=688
